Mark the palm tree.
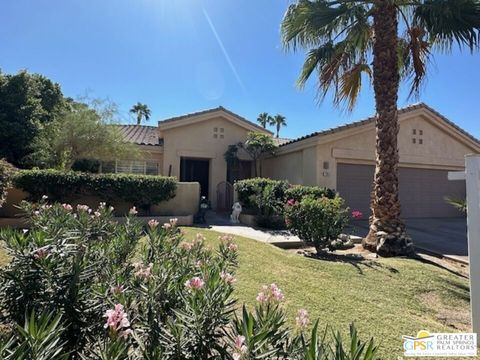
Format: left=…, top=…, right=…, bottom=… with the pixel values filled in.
left=282, top=0, right=480, bottom=257
left=257, top=112, right=273, bottom=128
left=272, top=114, right=287, bottom=138
left=129, top=102, right=151, bottom=125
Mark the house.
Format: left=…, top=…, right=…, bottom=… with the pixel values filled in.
left=111, top=103, right=480, bottom=218
left=263, top=103, right=480, bottom=218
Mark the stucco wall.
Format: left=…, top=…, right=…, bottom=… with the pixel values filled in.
left=266, top=109, right=479, bottom=190
left=0, top=182, right=200, bottom=218
left=160, top=116, right=258, bottom=208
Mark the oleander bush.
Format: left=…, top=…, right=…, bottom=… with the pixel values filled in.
left=0, top=160, right=15, bottom=208
left=234, top=178, right=289, bottom=213
left=0, top=199, right=378, bottom=359
left=12, top=169, right=177, bottom=211
left=285, top=195, right=350, bottom=253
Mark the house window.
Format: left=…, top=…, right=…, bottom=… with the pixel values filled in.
left=101, top=160, right=159, bottom=175
left=220, top=134, right=224, bottom=139
left=419, top=139, right=423, bottom=145
left=412, top=129, right=416, bottom=135
left=412, top=138, right=416, bottom=144
left=213, top=134, right=218, bottom=139
left=220, top=128, right=224, bottom=133
left=419, top=130, right=423, bottom=136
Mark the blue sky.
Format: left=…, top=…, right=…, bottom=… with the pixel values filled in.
left=1, top=0, right=479, bottom=140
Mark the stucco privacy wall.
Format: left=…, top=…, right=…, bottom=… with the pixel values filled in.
left=0, top=182, right=200, bottom=218
left=265, top=107, right=480, bottom=189
left=160, top=115, right=265, bottom=208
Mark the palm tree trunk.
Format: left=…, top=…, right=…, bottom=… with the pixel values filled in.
left=362, top=0, right=413, bottom=257
left=276, top=124, right=280, bottom=138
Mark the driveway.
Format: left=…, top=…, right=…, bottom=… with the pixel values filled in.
left=353, top=218, right=468, bottom=263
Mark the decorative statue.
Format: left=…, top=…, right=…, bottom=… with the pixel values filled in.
left=230, top=202, right=242, bottom=223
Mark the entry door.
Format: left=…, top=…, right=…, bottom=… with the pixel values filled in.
left=180, top=158, right=210, bottom=198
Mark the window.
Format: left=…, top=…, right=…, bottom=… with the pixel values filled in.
left=419, top=130, right=423, bottom=136
left=220, top=134, right=224, bottom=139
left=419, top=139, right=423, bottom=145
left=412, top=138, right=416, bottom=144
left=213, top=134, right=218, bottom=139
left=101, top=160, right=159, bottom=175
left=220, top=128, right=224, bottom=133
left=412, top=129, right=416, bottom=135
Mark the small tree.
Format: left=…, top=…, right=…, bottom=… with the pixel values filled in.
left=30, top=100, right=138, bottom=169
left=238, top=132, right=276, bottom=177
left=130, top=102, right=151, bottom=125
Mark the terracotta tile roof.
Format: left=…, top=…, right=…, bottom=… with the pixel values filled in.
left=279, top=103, right=480, bottom=147
left=116, top=125, right=162, bottom=146
left=273, top=137, right=292, bottom=146
left=159, top=106, right=273, bottom=134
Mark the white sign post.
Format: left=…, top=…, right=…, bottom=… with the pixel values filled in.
left=449, top=154, right=480, bottom=341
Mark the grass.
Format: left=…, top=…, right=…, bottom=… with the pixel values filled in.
left=182, top=227, right=471, bottom=358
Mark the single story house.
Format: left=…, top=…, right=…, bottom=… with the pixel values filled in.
left=110, top=103, right=480, bottom=218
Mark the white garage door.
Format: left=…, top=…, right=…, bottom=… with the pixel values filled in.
left=336, top=163, right=466, bottom=218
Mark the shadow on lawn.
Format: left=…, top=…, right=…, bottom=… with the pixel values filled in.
left=303, top=251, right=400, bottom=276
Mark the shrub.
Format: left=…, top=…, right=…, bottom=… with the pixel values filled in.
left=285, top=184, right=336, bottom=202
left=0, top=199, right=379, bottom=358
left=234, top=178, right=289, bottom=212
left=285, top=195, right=350, bottom=253
left=0, top=160, right=15, bottom=208
left=12, top=169, right=177, bottom=210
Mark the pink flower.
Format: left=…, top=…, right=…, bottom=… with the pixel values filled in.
left=104, top=304, right=132, bottom=337
left=162, top=223, right=172, bottom=229
left=231, top=335, right=247, bottom=360
left=62, top=203, right=73, bottom=212
left=129, top=207, right=138, bottom=215
left=351, top=210, right=363, bottom=219
left=110, top=285, right=125, bottom=295
left=220, top=271, right=237, bottom=284
left=132, top=262, right=153, bottom=280
left=99, top=202, right=106, bottom=208
left=227, top=243, right=238, bottom=252
left=94, top=211, right=101, bottom=217
left=180, top=241, right=193, bottom=251
left=295, top=309, right=309, bottom=330
left=77, top=204, right=90, bottom=212
left=148, top=219, right=159, bottom=228
left=33, top=248, right=49, bottom=259
left=169, top=218, right=178, bottom=227
left=195, top=233, right=206, bottom=244
left=41, top=195, right=48, bottom=200
left=185, top=276, right=205, bottom=290
left=256, top=283, right=285, bottom=304
left=287, top=199, right=296, bottom=206
left=285, top=217, right=291, bottom=226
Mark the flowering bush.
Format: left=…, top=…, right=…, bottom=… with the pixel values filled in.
left=0, top=198, right=377, bottom=359
left=285, top=195, right=350, bottom=253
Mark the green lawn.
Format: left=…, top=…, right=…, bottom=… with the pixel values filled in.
left=183, top=227, right=471, bottom=358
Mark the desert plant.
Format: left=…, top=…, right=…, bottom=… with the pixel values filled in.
left=285, top=185, right=336, bottom=203
left=285, top=195, right=350, bottom=253
left=445, top=196, right=467, bottom=214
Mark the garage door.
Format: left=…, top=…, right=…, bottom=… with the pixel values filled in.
left=336, top=163, right=466, bottom=218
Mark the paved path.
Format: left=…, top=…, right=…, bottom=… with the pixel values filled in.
left=205, top=211, right=302, bottom=248
left=352, top=218, right=468, bottom=263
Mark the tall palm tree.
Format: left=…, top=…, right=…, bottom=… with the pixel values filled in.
left=272, top=114, right=287, bottom=138
left=257, top=112, right=273, bottom=128
left=282, top=0, right=480, bottom=257
left=129, top=102, right=151, bottom=125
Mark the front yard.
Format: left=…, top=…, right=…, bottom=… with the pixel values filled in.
left=182, top=227, right=471, bottom=358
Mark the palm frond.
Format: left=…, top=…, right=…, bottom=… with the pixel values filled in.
left=414, top=0, right=480, bottom=52
left=337, top=63, right=371, bottom=111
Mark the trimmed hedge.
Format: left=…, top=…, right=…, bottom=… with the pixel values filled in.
left=13, top=170, right=177, bottom=209
left=234, top=178, right=335, bottom=213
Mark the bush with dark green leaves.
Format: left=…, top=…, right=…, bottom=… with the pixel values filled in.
left=13, top=169, right=176, bottom=210
left=234, top=178, right=289, bottom=213
left=0, top=199, right=378, bottom=359
left=0, top=160, right=15, bottom=208
left=285, top=184, right=336, bottom=202
left=285, top=195, right=350, bottom=253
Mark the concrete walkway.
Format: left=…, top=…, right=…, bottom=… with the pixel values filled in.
left=205, top=211, right=302, bottom=248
